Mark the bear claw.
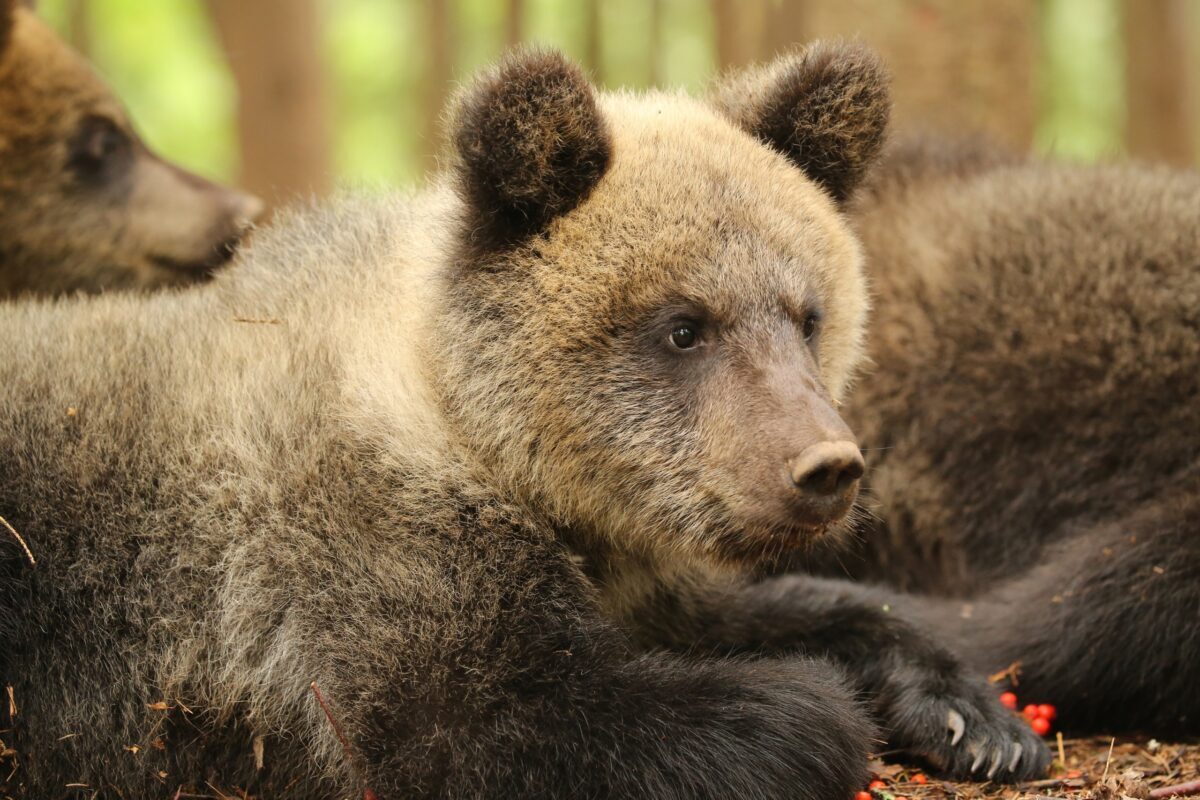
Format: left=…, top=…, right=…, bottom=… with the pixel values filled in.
left=969, top=744, right=986, bottom=772
left=947, top=709, right=965, bottom=745
left=986, top=747, right=1005, bottom=779
left=1008, top=743, right=1023, bottom=773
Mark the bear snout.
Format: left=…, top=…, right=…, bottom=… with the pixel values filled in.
left=785, top=440, right=864, bottom=526
left=789, top=440, right=864, bottom=496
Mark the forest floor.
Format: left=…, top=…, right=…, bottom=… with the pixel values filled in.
left=4, top=723, right=1197, bottom=798
left=870, top=737, right=1200, bottom=800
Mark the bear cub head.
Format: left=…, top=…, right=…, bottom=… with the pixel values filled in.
left=0, top=0, right=262, bottom=297
left=434, top=44, right=889, bottom=570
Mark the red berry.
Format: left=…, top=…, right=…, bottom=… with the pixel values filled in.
left=1037, top=703, right=1057, bottom=721
left=1023, top=704, right=1040, bottom=720
left=868, top=780, right=887, bottom=790
left=912, top=773, right=928, bottom=784
left=999, top=691, right=1018, bottom=710
left=1031, top=716, right=1052, bottom=736
left=856, top=793, right=873, bottom=800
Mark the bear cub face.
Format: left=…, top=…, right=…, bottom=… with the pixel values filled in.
left=437, top=46, right=889, bottom=569
left=0, top=0, right=262, bottom=297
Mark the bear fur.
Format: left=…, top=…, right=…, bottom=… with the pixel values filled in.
left=0, top=49, right=1048, bottom=798
left=0, top=0, right=261, bottom=297
left=806, top=136, right=1200, bottom=734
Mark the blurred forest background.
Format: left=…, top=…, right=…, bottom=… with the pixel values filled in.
left=34, top=0, right=1200, bottom=211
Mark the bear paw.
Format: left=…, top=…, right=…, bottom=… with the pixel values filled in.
left=884, top=678, right=1052, bottom=782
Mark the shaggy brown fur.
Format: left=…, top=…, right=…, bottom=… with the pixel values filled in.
left=0, top=0, right=261, bottom=296
left=804, top=136, right=1200, bottom=735
left=0, top=50, right=1046, bottom=799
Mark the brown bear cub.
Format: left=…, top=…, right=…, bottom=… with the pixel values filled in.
left=0, top=48, right=1047, bottom=798
left=810, top=137, right=1200, bottom=736
left=0, top=0, right=261, bottom=297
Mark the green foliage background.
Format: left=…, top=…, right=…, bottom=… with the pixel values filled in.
left=32, top=0, right=1184, bottom=190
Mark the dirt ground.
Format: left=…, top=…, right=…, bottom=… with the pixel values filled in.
left=868, top=737, right=1200, bottom=800
left=4, top=729, right=1196, bottom=798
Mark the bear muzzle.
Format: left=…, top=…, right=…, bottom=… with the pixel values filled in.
left=786, top=439, right=864, bottom=527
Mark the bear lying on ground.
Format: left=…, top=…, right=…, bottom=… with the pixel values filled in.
left=805, top=136, right=1200, bottom=735
left=0, top=48, right=1048, bottom=798
left=0, top=0, right=261, bottom=297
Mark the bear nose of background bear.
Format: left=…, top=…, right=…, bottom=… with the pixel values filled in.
left=789, top=441, right=865, bottom=498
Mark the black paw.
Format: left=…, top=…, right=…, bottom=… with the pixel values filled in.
left=883, top=676, right=1051, bottom=782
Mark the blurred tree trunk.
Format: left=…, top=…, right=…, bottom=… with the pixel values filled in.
left=208, top=0, right=332, bottom=210
left=764, top=0, right=808, bottom=59
left=64, top=0, right=90, bottom=57
left=506, top=0, right=524, bottom=48
left=1122, top=0, right=1196, bottom=165
left=712, top=0, right=769, bottom=71
left=802, top=0, right=1037, bottom=149
left=424, top=0, right=455, bottom=163
left=584, top=0, right=603, bottom=82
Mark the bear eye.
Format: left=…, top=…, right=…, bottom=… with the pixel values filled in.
left=68, top=116, right=132, bottom=181
left=669, top=322, right=699, bottom=350
left=802, top=312, right=821, bottom=341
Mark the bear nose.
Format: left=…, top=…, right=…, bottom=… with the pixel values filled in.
left=789, top=441, right=865, bottom=498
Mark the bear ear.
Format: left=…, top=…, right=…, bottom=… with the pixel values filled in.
left=451, top=48, right=612, bottom=251
left=710, top=41, right=890, bottom=205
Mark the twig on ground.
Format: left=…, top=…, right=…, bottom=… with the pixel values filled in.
left=1020, top=777, right=1086, bottom=790
left=1102, top=737, right=1116, bottom=780
left=0, top=514, right=34, bottom=566
left=1150, top=779, right=1200, bottom=799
